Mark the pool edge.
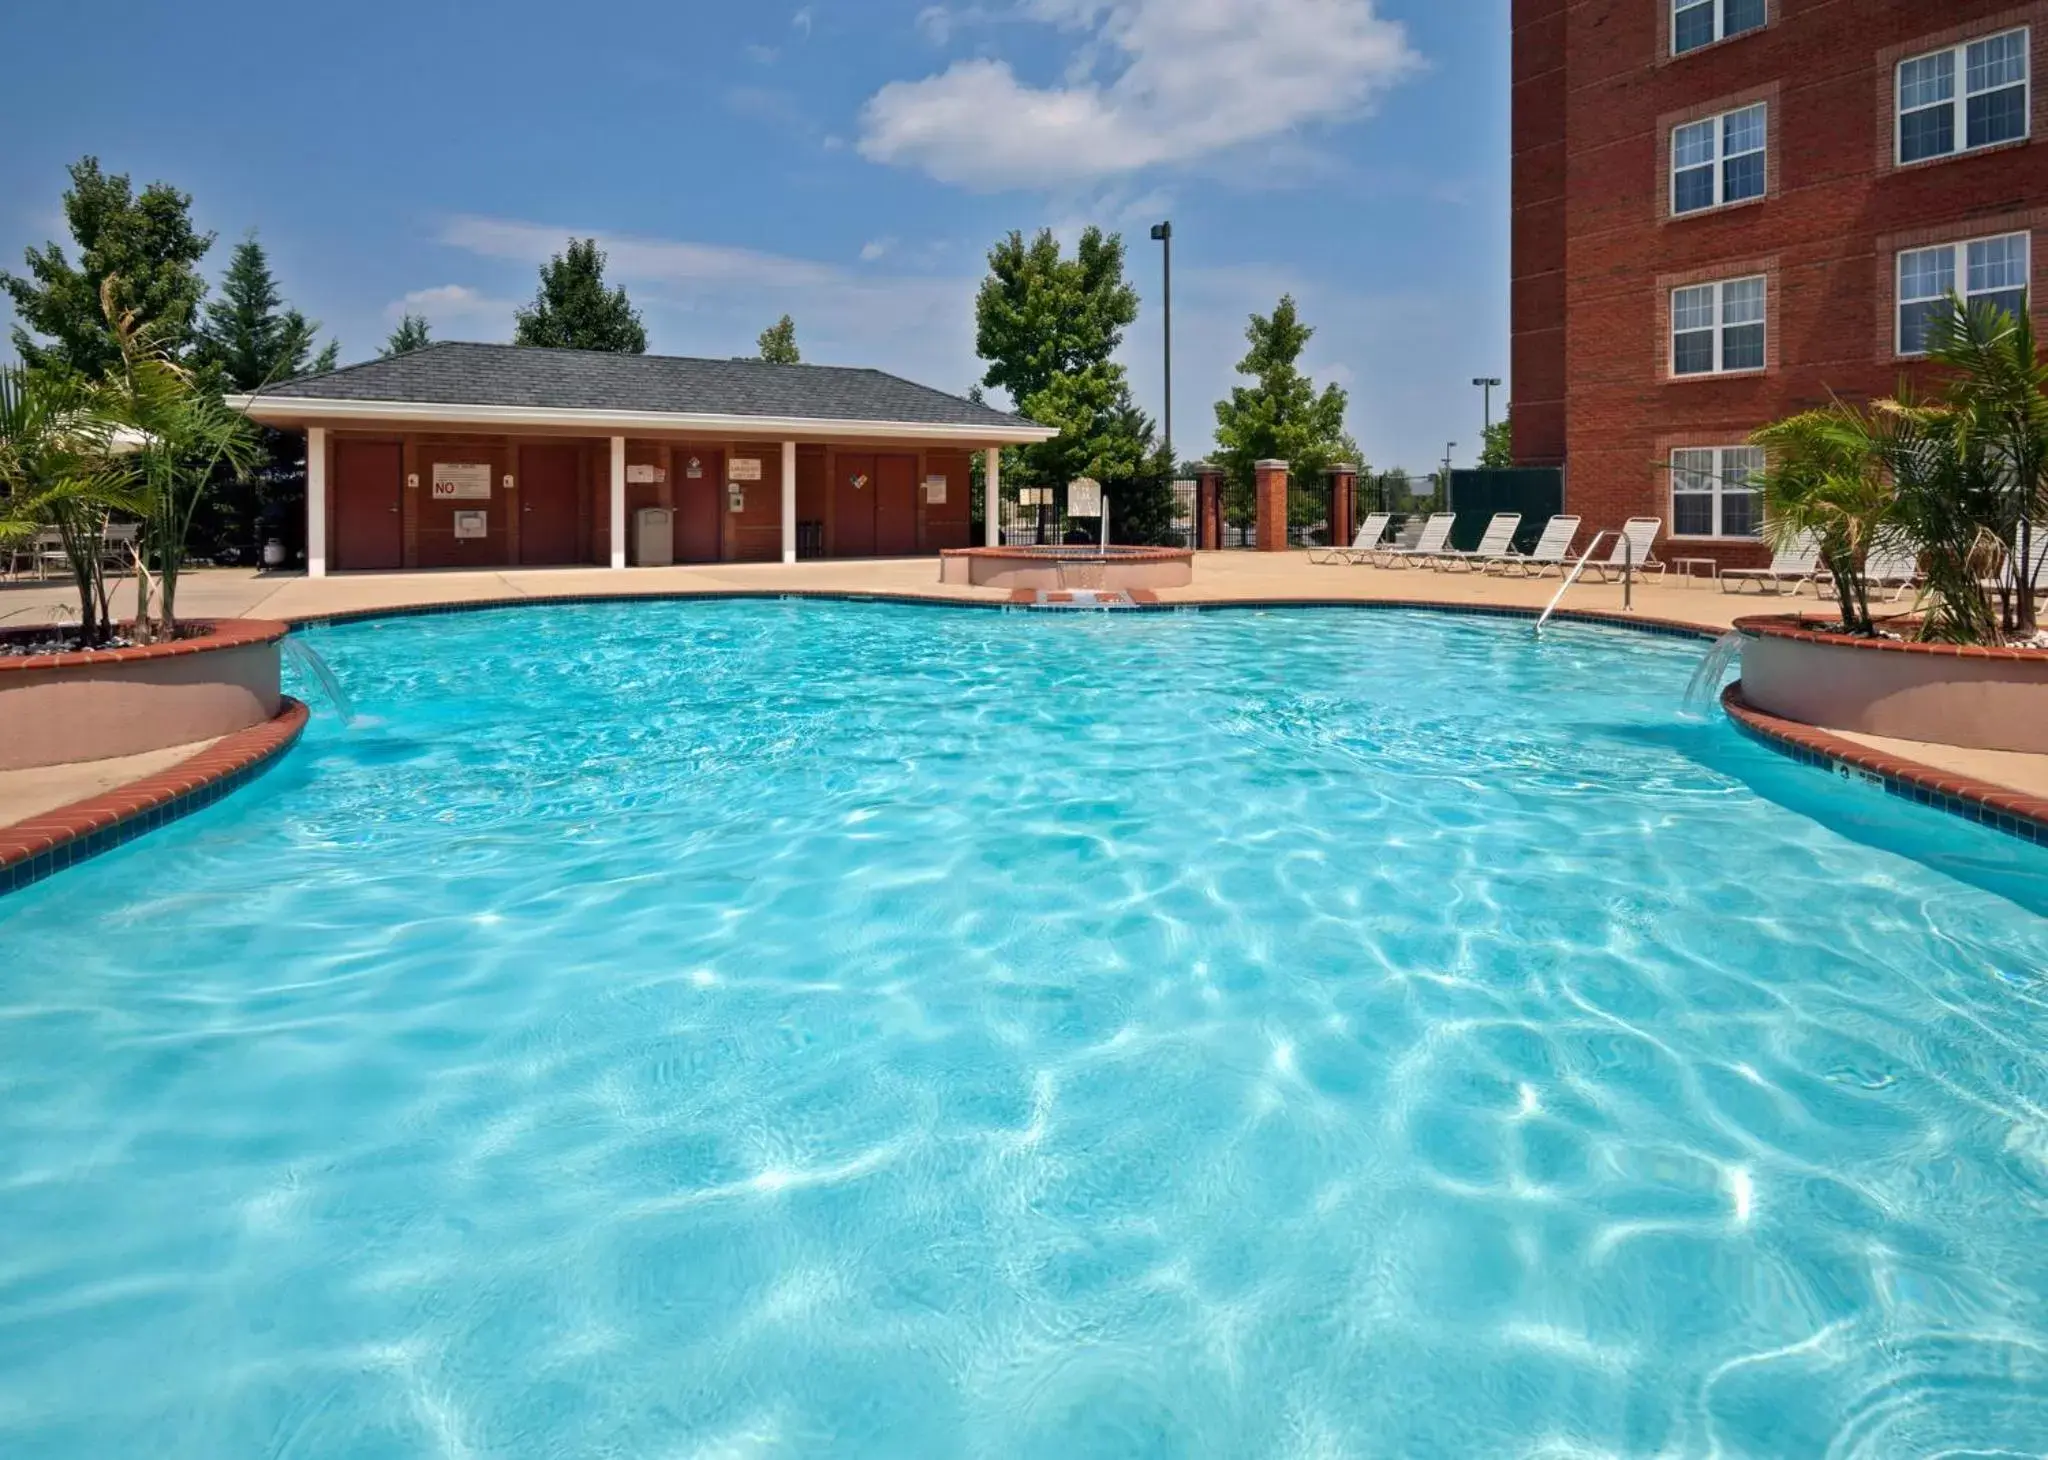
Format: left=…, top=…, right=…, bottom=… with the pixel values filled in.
left=0, top=697, right=312, bottom=897
left=1723, top=682, right=2048, bottom=847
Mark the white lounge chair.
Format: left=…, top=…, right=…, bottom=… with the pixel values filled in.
left=1483, top=514, right=1581, bottom=577
left=1721, top=532, right=1822, bottom=594
left=1855, top=542, right=1921, bottom=604
left=1588, top=517, right=1667, bottom=582
left=1432, top=512, right=1523, bottom=572
left=1984, top=534, right=2048, bottom=605
left=1307, top=512, right=1391, bottom=565
left=1372, top=512, right=1458, bottom=568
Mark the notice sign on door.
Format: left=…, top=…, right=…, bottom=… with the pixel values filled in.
left=729, top=458, right=763, bottom=482
left=454, top=510, right=488, bottom=540
left=924, top=475, right=948, bottom=504
left=432, top=463, right=493, bottom=500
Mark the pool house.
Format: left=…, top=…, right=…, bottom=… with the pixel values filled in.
left=232, top=343, right=1056, bottom=576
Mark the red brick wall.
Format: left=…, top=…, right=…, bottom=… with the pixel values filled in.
left=1513, top=0, right=2048, bottom=567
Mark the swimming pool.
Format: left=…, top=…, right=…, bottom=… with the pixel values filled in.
left=4, top=600, right=2048, bottom=1457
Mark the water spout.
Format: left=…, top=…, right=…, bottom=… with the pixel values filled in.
left=282, top=635, right=358, bottom=724
left=1682, top=630, right=1743, bottom=717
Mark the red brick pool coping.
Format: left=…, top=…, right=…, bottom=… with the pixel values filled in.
left=1735, top=613, right=2048, bottom=661
left=1722, top=683, right=2048, bottom=844
left=0, top=697, right=309, bottom=895
left=0, top=616, right=289, bottom=673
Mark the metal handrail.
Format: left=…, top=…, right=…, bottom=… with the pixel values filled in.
left=1535, top=529, right=1632, bottom=634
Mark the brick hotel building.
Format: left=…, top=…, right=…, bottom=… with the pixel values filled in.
left=1512, top=0, right=2048, bottom=567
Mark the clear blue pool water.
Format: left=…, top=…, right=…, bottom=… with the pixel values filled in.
left=5, top=600, right=2048, bottom=1458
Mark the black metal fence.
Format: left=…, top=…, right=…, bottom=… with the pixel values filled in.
left=996, top=477, right=1198, bottom=549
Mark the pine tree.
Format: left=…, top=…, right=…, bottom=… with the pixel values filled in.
left=383, top=313, right=432, bottom=357
left=1, top=156, right=213, bottom=377
left=757, top=314, right=800, bottom=364
left=1211, top=296, right=1359, bottom=527
left=513, top=239, right=647, bottom=352
left=194, top=235, right=336, bottom=391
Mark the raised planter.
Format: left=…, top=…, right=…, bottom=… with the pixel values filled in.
left=939, top=545, right=1195, bottom=591
left=1736, top=614, right=2048, bottom=754
left=0, top=619, right=288, bottom=771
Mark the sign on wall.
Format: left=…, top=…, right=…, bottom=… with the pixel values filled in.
left=729, top=458, right=763, bottom=482
left=627, top=464, right=667, bottom=484
left=432, top=463, right=493, bottom=500
left=685, top=457, right=705, bottom=479
left=1067, top=479, right=1103, bottom=516
left=924, top=476, right=948, bottom=504
left=453, top=510, right=488, bottom=540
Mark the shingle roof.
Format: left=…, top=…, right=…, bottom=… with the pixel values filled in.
left=262, top=341, right=1037, bottom=431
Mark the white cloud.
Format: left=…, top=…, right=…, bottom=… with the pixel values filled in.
left=860, top=0, right=1420, bottom=189
left=791, top=6, right=813, bottom=37
left=859, top=238, right=895, bottom=262
left=385, top=284, right=519, bottom=338
left=745, top=43, right=779, bottom=64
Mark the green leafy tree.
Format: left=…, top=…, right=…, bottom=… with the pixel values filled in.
left=1752, top=405, right=1901, bottom=637
left=384, top=313, right=432, bottom=357
left=1479, top=408, right=1514, bottom=469
left=194, top=235, right=336, bottom=390
left=757, top=314, right=800, bottom=364
left=1, top=156, right=214, bottom=378
left=1211, top=296, right=1359, bottom=529
left=513, top=238, right=647, bottom=353
left=974, top=227, right=1147, bottom=499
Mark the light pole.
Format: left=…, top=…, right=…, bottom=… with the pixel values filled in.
left=1442, top=442, right=1457, bottom=511
left=1472, top=377, right=1502, bottom=440
left=1149, top=221, right=1173, bottom=467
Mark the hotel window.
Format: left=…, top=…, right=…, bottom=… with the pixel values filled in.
left=1897, top=233, right=2031, bottom=355
left=1671, top=447, right=1764, bottom=538
left=1672, top=104, right=1767, bottom=215
left=1672, top=276, right=1766, bottom=375
left=1673, top=0, right=1765, bottom=57
left=1897, top=29, right=2030, bottom=164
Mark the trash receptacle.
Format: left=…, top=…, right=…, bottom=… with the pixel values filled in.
left=634, top=507, right=674, bottom=567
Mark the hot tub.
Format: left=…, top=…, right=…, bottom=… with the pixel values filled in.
left=939, top=545, right=1195, bottom=591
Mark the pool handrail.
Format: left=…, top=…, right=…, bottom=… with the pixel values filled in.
left=1535, top=529, right=1631, bottom=634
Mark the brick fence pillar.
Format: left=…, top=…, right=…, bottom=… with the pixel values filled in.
left=1194, top=462, right=1224, bottom=550
left=1324, top=462, right=1358, bottom=550
left=1255, top=459, right=1290, bottom=552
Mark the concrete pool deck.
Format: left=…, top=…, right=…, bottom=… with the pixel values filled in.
left=5, top=552, right=2048, bottom=832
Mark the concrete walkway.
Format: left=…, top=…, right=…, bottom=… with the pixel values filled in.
left=7, top=552, right=2048, bottom=819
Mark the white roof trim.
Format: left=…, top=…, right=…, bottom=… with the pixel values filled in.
left=226, top=394, right=1058, bottom=445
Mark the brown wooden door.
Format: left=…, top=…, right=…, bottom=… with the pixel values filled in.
left=675, top=449, right=723, bottom=563
left=333, top=441, right=403, bottom=570
left=517, top=445, right=581, bottom=565
left=875, top=454, right=919, bottom=556
left=834, top=453, right=877, bottom=557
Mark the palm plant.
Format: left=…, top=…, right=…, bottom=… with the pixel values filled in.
left=1919, top=301, right=2048, bottom=636
left=1750, top=403, right=1899, bottom=637
left=0, top=364, right=138, bottom=646
left=98, top=283, right=261, bottom=639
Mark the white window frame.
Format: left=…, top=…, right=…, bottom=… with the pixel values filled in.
left=1896, top=231, right=2033, bottom=357
left=1671, top=103, right=1768, bottom=217
left=1671, top=0, right=1767, bottom=58
left=1670, top=446, right=1765, bottom=540
left=1895, top=27, right=2031, bottom=166
left=1670, top=275, right=1767, bottom=377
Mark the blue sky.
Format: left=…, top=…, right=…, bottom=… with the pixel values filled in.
left=0, top=0, right=1509, bottom=470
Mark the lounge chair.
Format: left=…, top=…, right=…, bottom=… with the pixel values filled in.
left=1431, top=512, right=1522, bottom=572
left=1854, top=542, right=1921, bottom=604
left=1307, top=512, right=1391, bottom=565
left=1982, top=534, right=2048, bottom=605
left=1721, top=533, right=1822, bottom=594
left=1371, top=512, right=1458, bottom=568
left=1588, top=517, right=1668, bottom=582
left=1483, top=514, right=1581, bottom=577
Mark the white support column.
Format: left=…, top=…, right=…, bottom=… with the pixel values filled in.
left=781, top=440, right=798, bottom=564
left=609, top=436, right=627, bottom=570
left=306, top=426, right=328, bottom=578
left=984, top=446, right=1001, bottom=547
